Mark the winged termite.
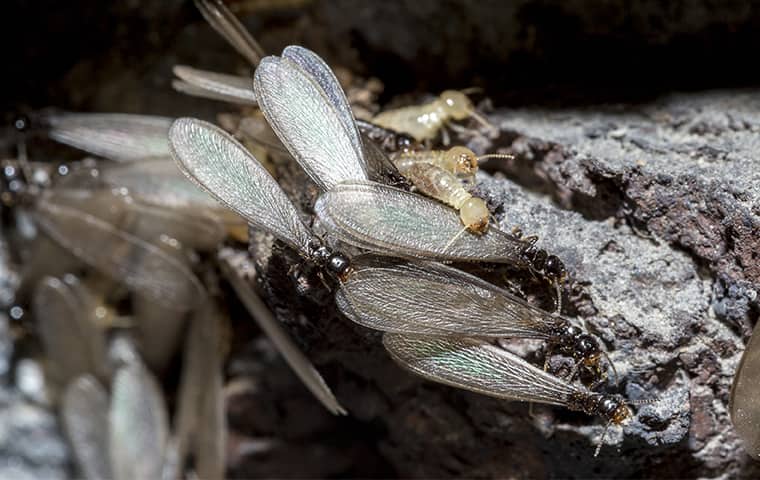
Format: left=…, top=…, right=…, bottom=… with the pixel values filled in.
left=60, top=375, right=112, bottom=480
left=33, top=276, right=111, bottom=388
left=253, top=46, right=566, bottom=286
left=172, top=65, right=258, bottom=105
left=42, top=112, right=173, bottom=161
left=371, top=90, right=497, bottom=142
left=730, top=319, right=760, bottom=458
left=194, top=0, right=265, bottom=67
left=33, top=192, right=207, bottom=311
left=109, top=361, right=170, bottom=480
left=170, top=118, right=355, bottom=414
left=383, top=334, right=631, bottom=456
left=335, top=256, right=610, bottom=379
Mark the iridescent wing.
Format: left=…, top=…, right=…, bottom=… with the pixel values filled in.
left=730, top=320, right=760, bottom=457
left=45, top=113, right=172, bottom=161
left=61, top=375, right=111, bottom=480
left=254, top=49, right=369, bottom=191
left=34, top=195, right=206, bottom=311
left=337, top=256, right=558, bottom=337
left=109, top=362, right=170, bottom=480
left=169, top=117, right=314, bottom=253
left=383, top=334, right=577, bottom=406
left=194, top=0, right=265, bottom=66
left=281, top=46, right=363, bottom=152
left=173, top=65, right=257, bottom=105
left=315, top=181, right=530, bottom=263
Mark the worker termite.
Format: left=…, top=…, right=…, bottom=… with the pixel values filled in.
left=253, top=46, right=567, bottom=289
left=371, top=89, right=498, bottom=143
left=390, top=146, right=515, bottom=234
left=383, top=334, right=632, bottom=456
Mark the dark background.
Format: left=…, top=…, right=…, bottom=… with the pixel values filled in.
left=2, top=0, right=760, bottom=118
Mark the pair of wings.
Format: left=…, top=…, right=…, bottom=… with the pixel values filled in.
left=62, top=309, right=226, bottom=480
left=171, top=46, right=530, bottom=265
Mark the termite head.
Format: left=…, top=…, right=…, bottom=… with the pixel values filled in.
left=570, top=392, right=632, bottom=425
left=444, top=146, right=478, bottom=176
left=522, top=244, right=567, bottom=284
left=308, top=240, right=352, bottom=280
left=460, top=197, right=490, bottom=234
left=600, top=396, right=633, bottom=425
left=439, top=90, right=474, bottom=120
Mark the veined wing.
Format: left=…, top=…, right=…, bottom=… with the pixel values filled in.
left=254, top=52, right=368, bottom=191
left=383, top=334, right=578, bottom=406
left=169, top=118, right=314, bottom=253
left=109, top=363, right=170, bottom=480
left=337, top=256, right=557, bottom=338
left=730, top=319, right=760, bottom=457
left=315, top=181, right=530, bottom=263
left=45, top=113, right=172, bottom=161
left=61, top=375, right=111, bottom=480
left=281, top=46, right=363, bottom=152
left=173, top=65, right=257, bottom=105
left=194, top=0, right=265, bottom=66
left=34, top=197, right=206, bottom=311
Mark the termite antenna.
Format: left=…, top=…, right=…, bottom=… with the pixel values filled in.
left=442, top=225, right=469, bottom=253
left=601, top=351, right=619, bottom=386
left=629, top=397, right=660, bottom=406
left=476, top=153, right=515, bottom=162
left=594, top=418, right=614, bottom=458
left=553, top=281, right=563, bottom=316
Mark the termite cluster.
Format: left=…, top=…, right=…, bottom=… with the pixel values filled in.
left=10, top=1, right=743, bottom=478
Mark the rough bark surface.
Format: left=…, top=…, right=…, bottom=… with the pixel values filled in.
left=245, top=89, right=760, bottom=478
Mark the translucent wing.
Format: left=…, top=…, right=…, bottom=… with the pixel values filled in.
left=173, top=65, right=257, bottom=105
left=254, top=54, right=369, bottom=191
left=315, top=181, right=530, bottom=263
left=34, top=196, right=206, bottom=311
left=126, top=201, right=226, bottom=252
left=100, top=159, right=223, bottom=211
left=109, top=363, right=169, bottom=480
left=45, top=113, right=172, bottom=161
left=169, top=118, right=314, bottom=253
left=337, top=256, right=558, bottom=338
left=383, top=334, right=578, bottom=406
left=194, top=0, right=265, bottom=66
left=281, top=46, right=363, bottom=151
left=730, top=320, right=760, bottom=457
left=61, top=375, right=111, bottom=480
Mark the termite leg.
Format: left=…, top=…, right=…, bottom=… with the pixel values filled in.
left=440, top=125, right=451, bottom=147
left=553, top=280, right=563, bottom=316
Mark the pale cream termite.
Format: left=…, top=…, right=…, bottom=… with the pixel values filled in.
left=393, top=145, right=514, bottom=181
left=392, top=147, right=514, bottom=233
left=397, top=161, right=490, bottom=233
left=371, top=90, right=496, bottom=142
